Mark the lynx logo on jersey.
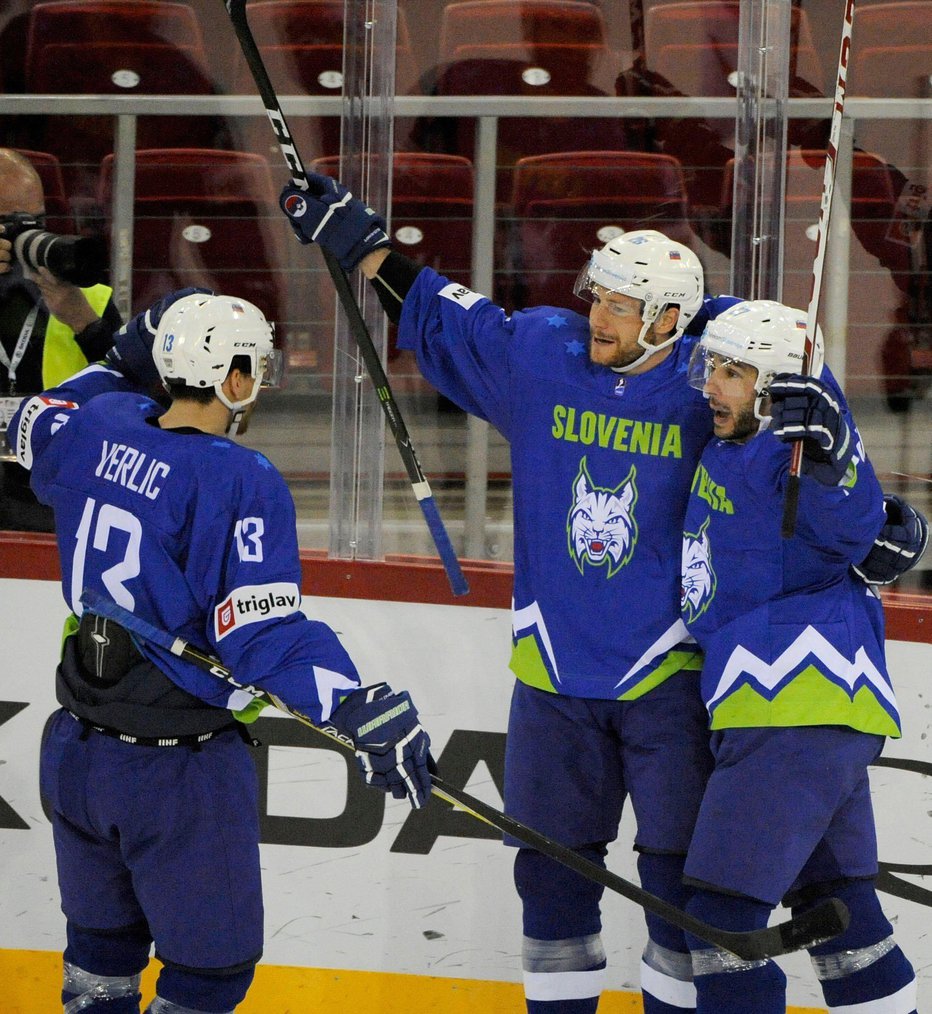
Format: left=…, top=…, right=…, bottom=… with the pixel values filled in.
left=214, top=582, right=301, bottom=640
left=567, top=456, right=638, bottom=577
left=681, top=517, right=716, bottom=623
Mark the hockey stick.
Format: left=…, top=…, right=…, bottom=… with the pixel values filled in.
left=782, top=0, right=856, bottom=537
left=223, top=0, right=468, bottom=597
left=81, top=588, right=849, bottom=960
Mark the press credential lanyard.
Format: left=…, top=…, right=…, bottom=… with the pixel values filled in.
left=0, top=306, right=39, bottom=394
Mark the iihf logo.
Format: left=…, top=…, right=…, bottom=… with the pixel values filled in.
left=681, top=517, right=716, bottom=623
left=283, top=193, right=307, bottom=218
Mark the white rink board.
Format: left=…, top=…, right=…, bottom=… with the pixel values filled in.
left=0, top=577, right=929, bottom=1007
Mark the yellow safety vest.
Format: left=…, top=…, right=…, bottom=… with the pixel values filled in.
left=42, top=284, right=114, bottom=388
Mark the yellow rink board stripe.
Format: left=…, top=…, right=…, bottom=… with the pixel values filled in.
left=0, top=949, right=828, bottom=1013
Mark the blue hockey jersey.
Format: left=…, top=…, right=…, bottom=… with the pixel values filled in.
left=680, top=369, right=899, bottom=736
left=12, top=362, right=360, bottom=725
left=398, top=269, right=734, bottom=700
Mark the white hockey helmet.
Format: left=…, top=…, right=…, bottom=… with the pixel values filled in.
left=574, top=229, right=705, bottom=372
left=153, top=293, right=282, bottom=415
left=687, top=299, right=825, bottom=431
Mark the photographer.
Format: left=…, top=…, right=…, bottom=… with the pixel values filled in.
left=0, top=148, right=121, bottom=531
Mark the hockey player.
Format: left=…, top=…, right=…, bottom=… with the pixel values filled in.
left=680, top=300, right=921, bottom=1013
left=11, top=290, right=432, bottom=1014
left=278, top=175, right=927, bottom=1014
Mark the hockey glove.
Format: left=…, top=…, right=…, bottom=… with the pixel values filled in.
left=279, top=174, right=391, bottom=272
left=768, top=373, right=854, bottom=486
left=107, top=286, right=212, bottom=388
left=329, top=682, right=432, bottom=809
left=852, top=493, right=929, bottom=585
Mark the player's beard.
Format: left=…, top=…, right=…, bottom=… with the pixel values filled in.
left=711, top=399, right=759, bottom=442
left=588, top=331, right=644, bottom=369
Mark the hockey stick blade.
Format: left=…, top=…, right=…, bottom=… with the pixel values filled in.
left=80, top=589, right=849, bottom=960
left=774, top=896, right=850, bottom=953
left=223, top=0, right=468, bottom=597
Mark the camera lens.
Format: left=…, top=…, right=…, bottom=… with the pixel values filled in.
left=12, top=229, right=108, bottom=287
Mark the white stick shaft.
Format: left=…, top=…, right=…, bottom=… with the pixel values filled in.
left=805, top=0, right=856, bottom=364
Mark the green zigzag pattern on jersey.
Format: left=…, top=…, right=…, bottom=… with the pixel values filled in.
left=710, top=663, right=901, bottom=737
left=509, top=632, right=701, bottom=700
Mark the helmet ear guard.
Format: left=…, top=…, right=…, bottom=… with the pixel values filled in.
left=688, top=300, right=825, bottom=434
left=575, top=230, right=706, bottom=372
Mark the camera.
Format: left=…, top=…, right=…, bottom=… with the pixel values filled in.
left=1, top=212, right=108, bottom=288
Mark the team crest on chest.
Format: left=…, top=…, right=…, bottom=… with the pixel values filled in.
left=681, top=516, right=716, bottom=622
left=567, top=457, right=638, bottom=577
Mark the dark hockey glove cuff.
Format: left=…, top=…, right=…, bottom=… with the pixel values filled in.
left=280, top=175, right=390, bottom=271
left=769, top=373, right=855, bottom=486
left=852, top=493, right=930, bottom=585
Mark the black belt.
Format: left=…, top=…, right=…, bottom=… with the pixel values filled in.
left=67, top=710, right=258, bottom=749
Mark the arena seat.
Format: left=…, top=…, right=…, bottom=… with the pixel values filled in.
left=416, top=2, right=623, bottom=208
left=849, top=41, right=931, bottom=180
left=229, top=0, right=419, bottom=165
left=851, top=1, right=932, bottom=50
left=97, top=148, right=289, bottom=335
left=507, top=150, right=693, bottom=308
left=617, top=0, right=824, bottom=225
left=309, top=152, right=474, bottom=380
left=723, top=148, right=911, bottom=395
left=23, top=1, right=223, bottom=199
left=643, top=1, right=819, bottom=78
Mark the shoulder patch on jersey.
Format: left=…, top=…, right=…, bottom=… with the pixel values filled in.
left=15, top=395, right=78, bottom=469
left=438, top=282, right=484, bottom=310
left=215, top=582, right=301, bottom=640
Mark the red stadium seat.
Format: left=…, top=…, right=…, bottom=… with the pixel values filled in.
left=849, top=42, right=932, bottom=174
left=23, top=2, right=224, bottom=198
left=851, top=1, right=932, bottom=50
left=507, top=150, right=693, bottom=308
left=312, top=152, right=474, bottom=280
left=310, top=153, right=474, bottom=378
left=851, top=45, right=932, bottom=99
left=847, top=3, right=931, bottom=217
left=97, top=149, right=289, bottom=336
left=25, top=0, right=203, bottom=53
left=437, top=0, right=608, bottom=61
left=617, top=1, right=823, bottom=230
left=229, top=0, right=419, bottom=165
left=723, top=148, right=910, bottom=395
left=643, top=1, right=819, bottom=80
left=418, top=3, right=624, bottom=206
left=652, top=41, right=823, bottom=99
